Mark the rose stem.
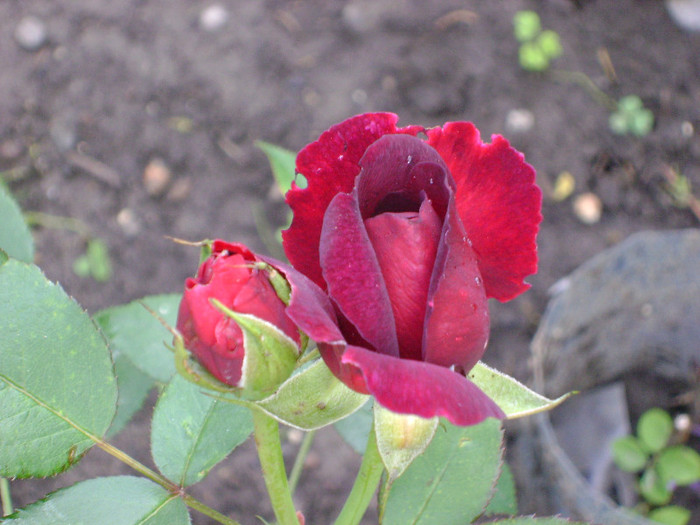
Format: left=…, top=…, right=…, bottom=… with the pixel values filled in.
left=1, top=477, right=12, bottom=516
left=6, top=378, right=239, bottom=525
left=333, top=424, right=384, bottom=525
left=288, top=429, right=316, bottom=495
left=251, top=408, right=300, bottom=525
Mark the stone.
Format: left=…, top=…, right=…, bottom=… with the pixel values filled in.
left=533, top=229, right=700, bottom=397
left=15, top=16, right=47, bottom=51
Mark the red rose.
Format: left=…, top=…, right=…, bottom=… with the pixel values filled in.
left=281, top=113, right=542, bottom=425
left=177, top=240, right=301, bottom=388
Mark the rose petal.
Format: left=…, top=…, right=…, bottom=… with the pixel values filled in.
left=365, top=199, right=441, bottom=361
left=355, top=134, right=451, bottom=220
left=320, top=192, right=399, bottom=357
left=423, top=191, right=489, bottom=371
left=340, top=345, right=505, bottom=425
left=284, top=113, right=422, bottom=289
left=427, top=122, right=542, bottom=301
left=261, top=256, right=345, bottom=345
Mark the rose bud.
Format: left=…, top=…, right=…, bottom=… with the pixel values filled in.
left=176, top=240, right=303, bottom=399
left=281, top=113, right=542, bottom=426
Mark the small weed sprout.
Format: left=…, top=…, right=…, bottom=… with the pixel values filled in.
left=513, top=11, right=562, bottom=72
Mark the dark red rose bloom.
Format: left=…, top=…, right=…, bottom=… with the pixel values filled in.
left=177, top=240, right=301, bottom=387
left=281, top=113, right=542, bottom=425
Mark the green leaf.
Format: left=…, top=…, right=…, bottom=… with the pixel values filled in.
left=519, top=42, right=549, bottom=72
left=0, top=259, right=117, bottom=478
left=537, top=30, right=562, bottom=59
left=380, top=418, right=503, bottom=524
left=648, top=505, right=691, bottom=525
left=637, top=408, right=673, bottom=453
left=639, top=467, right=672, bottom=506
left=334, top=399, right=373, bottom=453
left=151, top=374, right=253, bottom=487
left=468, top=361, right=572, bottom=419
left=0, top=184, right=34, bottom=263
left=86, top=238, right=112, bottom=282
left=612, top=436, right=649, bottom=472
left=513, top=11, right=541, bottom=42
left=257, top=358, right=369, bottom=430
left=4, top=476, right=190, bottom=524
left=94, top=294, right=181, bottom=383
left=484, top=462, right=517, bottom=517
left=374, top=405, right=438, bottom=482
left=256, top=141, right=302, bottom=195
left=629, top=109, right=654, bottom=137
left=106, top=354, right=154, bottom=439
left=656, top=445, right=700, bottom=486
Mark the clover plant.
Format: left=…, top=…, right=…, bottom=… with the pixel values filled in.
left=513, top=11, right=562, bottom=72
left=612, top=407, right=700, bottom=525
left=609, top=95, right=654, bottom=136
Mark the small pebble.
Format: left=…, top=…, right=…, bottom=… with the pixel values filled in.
left=0, top=139, right=24, bottom=160
left=666, top=0, right=700, bottom=32
left=681, top=120, right=694, bottom=137
left=505, top=108, right=535, bottom=134
left=143, top=158, right=172, bottom=197
left=15, top=16, right=47, bottom=51
left=116, top=208, right=141, bottom=238
left=199, top=4, right=229, bottom=32
left=573, top=192, right=603, bottom=224
left=166, top=177, right=192, bottom=202
left=287, top=429, right=303, bottom=445
left=351, top=89, right=368, bottom=105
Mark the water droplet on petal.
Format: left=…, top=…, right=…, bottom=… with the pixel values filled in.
left=429, top=178, right=434, bottom=184
left=474, top=276, right=482, bottom=286
left=407, top=155, right=412, bottom=163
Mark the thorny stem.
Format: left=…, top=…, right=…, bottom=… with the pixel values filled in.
left=334, top=424, right=384, bottom=525
left=288, top=430, right=316, bottom=496
left=1, top=477, right=12, bottom=517
left=251, top=408, right=300, bottom=525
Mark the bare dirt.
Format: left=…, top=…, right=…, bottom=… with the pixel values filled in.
left=2, top=1, right=699, bottom=524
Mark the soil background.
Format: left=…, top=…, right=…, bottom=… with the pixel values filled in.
left=1, top=1, right=699, bottom=524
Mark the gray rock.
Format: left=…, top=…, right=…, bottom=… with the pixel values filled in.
left=533, top=229, right=700, bottom=397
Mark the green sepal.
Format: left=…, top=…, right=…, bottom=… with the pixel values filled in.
left=211, top=299, right=300, bottom=400
left=173, top=331, right=241, bottom=395
left=374, top=404, right=438, bottom=482
left=256, top=358, right=369, bottom=430
left=468, top=361, right=573, bottom=418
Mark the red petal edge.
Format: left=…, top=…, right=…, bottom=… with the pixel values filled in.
left=341, top=345, right=505, bottom=426
left=283, top=113, right=423, bottom=289
left=427, top=123, right=542, bottom=302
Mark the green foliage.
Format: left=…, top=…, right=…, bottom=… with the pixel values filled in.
left=334, top=399, right=374, bottom=453
left=379, top=418, right=505, bottom=524
left=4, top=476, right=190, bottom=524
left=151, top=374, right=253, bottom=487
left=73, top=238, right=113, bottom=282
left=0, top=258, right=117, bottom=478
left=257, top=358, right=369, bottom=430
left=94, top=294, right=181, bottom=383
left=513, top=11, right=562, bottom=72
left=0, top=184, right=34, bottom=263
left=609, top=95, right=654, bottom=136
left=612, top=407, right=699, bottom=525
left=468, top=361, right=573, bottom=419
left=484, top=462, right=518, bottom=517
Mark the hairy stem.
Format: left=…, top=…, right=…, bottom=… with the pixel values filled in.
left=334, top=425, right=384, bottom=525
left=251, top=408, right=300, bottom=525
left=1, top=477, right=12, bottom=517
left=288, top=430, right=316, bottom=495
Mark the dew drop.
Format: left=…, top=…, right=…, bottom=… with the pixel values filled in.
left=474, top=276, right=482, bottom=286
left=429, top=178, right=434, bottom=184
left=407, top=155, right=412, bottom=163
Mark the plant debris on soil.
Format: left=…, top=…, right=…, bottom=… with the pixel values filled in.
left=1, top=1, right=699, bottom=523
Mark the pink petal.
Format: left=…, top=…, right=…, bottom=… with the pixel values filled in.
left=423, top=191, right=489, bottom=372
left=319, top=192, right=400, bottom=357
left=341, top=345, right=505, bottom=426
left=284, top=113, right=422, bottom=289
left=365, top=199, right=442, bottom=361
left=427, top=122, right=542, bottom=302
